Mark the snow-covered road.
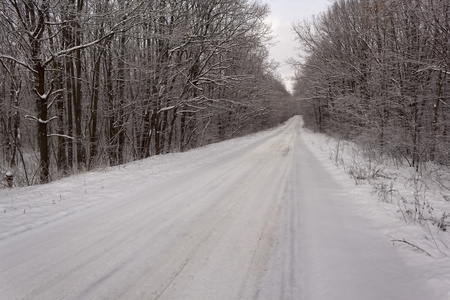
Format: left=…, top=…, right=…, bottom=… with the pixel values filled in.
left=0, top=117, right=437, bottom=299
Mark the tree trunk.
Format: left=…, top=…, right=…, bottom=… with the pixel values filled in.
left=73, top=9, right=85, bottom=170
left=88, top=52, right=102, bottom=170
left=55, top=70, right=68, bottom=174
left=431, top=71, right=444, bottom=161
left=35, top=63, right=50, bottom=183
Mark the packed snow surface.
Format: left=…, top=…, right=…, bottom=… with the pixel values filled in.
left=0, top=116, right=449, bottom=299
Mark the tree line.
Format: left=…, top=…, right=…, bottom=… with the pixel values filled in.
left=0, top=0, right=295, bottom=185
left=292, top=0, right=450, bottom=170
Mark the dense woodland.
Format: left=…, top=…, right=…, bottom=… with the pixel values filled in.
left=293, top=0, right=450, bottom=170
left=0, top=0, right=295, bottom=186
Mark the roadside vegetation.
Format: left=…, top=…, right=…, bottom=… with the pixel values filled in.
left=292, top=0, right=450, bottom=254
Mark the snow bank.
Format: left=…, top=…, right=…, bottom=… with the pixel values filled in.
left=300, top=128, right=450, bottom=299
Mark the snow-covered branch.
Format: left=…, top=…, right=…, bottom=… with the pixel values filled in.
left=47, top=134, right=75, bottom=140
left=157, top=105, right=177, bottom=114
left=0, top=54, right=35, bottom=73
left=417, top=65, right=450, bottom=75
left=25, top=115, right=58, bottom=124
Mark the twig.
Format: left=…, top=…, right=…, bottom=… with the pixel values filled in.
left=389, top=236, right=433, bottom=257
left=396, top=200, right=408, bottom=223
left=425, top=220, right=447, bottom=257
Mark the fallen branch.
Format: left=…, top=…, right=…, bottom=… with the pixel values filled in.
left=389, top=236, right=433, bottom=257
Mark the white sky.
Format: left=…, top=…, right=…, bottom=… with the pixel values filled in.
left=263, top=0, right=332, bottom=92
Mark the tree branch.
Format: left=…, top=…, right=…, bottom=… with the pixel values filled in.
left=0, top=55, right=35, bottom=73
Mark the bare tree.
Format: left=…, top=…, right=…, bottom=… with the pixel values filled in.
left=0, top=0, right=292, bottom=186
left=292, top=0, right=450, bottom=168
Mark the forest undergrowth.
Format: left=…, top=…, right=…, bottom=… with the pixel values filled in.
left=307, top=129, right=450, bottom=258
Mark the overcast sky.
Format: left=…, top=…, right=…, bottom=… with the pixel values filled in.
left=263, top=0, right=332, bottom=92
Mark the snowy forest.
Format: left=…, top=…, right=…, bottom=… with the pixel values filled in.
left=293, top=0, right=450, bottom=171
left=0, top=0, right=295, bottom=185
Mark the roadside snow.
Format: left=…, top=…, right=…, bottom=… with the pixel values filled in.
left=300, top=128, right=450, bottom=299
left=0, top=116, right=449, bottom=299
left=0, top=130, right=271, bottom=240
